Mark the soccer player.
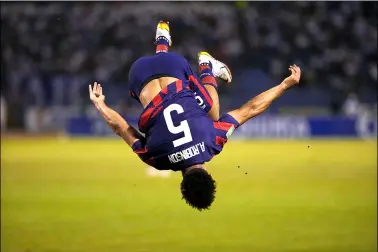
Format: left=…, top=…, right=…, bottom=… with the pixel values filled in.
left=89, top=21, right=301, bottom=211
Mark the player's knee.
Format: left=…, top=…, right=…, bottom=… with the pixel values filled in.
left=180, top=168, right=216, bottom=211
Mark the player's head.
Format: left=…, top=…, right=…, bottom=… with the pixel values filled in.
left=180, top=167, right=216, bottom=211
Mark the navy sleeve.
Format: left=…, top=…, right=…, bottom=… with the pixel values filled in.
left=131, top=139, right=155, bottom=166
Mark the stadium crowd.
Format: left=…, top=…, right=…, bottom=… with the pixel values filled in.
left=1, top=2, right=377, bottom=112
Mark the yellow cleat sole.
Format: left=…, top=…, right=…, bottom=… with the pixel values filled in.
left=157, top=21, right=170, bottom=32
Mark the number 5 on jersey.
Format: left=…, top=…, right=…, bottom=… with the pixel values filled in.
left=163, top=104, right=193, bottom=147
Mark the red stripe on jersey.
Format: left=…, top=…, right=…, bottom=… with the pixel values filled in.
left=135, top=146, right=148, bottom=155
left=161, top=87, right=168, bottom=95
left=151, top=93, right=163, bottom=107
left=188, top=75, right=213, bottom=107
left=151, top=106, right=163, bottom=118
left=138, top=107, right=154, bottom=131
left=138, top=80, right=181, bottom=131
left=176, top=80, right=183, bottom=93
left=215, top=136, right=227, bottom=146
left=213, top=121, right=234, bottom=131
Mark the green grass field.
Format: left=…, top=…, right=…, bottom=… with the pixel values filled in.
left=1, top=138, right=377, bottom=252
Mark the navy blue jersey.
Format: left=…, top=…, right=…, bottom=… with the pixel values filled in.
left=127, top=52, right=239, bottom=171
left=131, top=80, right=239, bottom=171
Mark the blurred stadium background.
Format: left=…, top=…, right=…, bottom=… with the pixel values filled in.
left=1, top=2, right=377, bottom=252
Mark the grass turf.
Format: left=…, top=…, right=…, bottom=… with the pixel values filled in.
left=1, top=138, right=377, bottom=252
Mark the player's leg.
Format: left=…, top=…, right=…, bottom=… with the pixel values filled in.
left=197, top=62, right=221, bottom=120
left=226, top=65, right=301, bottom=126
left=197, top=52, right=232, bottom=120
left=155, top=21, right=172, bottom=53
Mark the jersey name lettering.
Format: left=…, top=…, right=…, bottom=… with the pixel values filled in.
left=167, top=142, right=205, bottom=164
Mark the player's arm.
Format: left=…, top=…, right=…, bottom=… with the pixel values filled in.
left=228, top=65, right=301, bottom=125
left=89, top=82, right=143, bottom=147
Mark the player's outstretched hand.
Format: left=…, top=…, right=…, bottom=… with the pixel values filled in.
left=89, top=82, right=105, bottom=104
left=283, top=65, right=301, bottom=88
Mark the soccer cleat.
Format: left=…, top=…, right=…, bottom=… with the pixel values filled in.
left=155, top=20, right=172, bottom=46
left=198, top=51, right=232, bottom=83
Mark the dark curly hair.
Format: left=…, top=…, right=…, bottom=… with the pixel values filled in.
left=180, top=168, right=216, bottom=211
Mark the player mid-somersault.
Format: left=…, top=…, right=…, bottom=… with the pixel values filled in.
left=89, top=21, right=301, bottom=211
